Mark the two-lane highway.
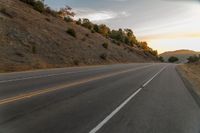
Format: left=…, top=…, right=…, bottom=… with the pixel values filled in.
left=0, top=63, right=199, bottom=133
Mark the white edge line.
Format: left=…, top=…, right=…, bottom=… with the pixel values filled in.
left=89, top=88, right=142, bottom=133
left=142, top=66, right=167, bottom=88
left=89, top=66, right=167, bottom=133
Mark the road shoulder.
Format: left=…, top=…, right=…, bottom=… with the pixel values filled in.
left=176, top=64, right=200, bottom=107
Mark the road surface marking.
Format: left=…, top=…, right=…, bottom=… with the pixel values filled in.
left=0, top=69, right=106, bottom=84
left=0, top=64, right=145, bottom=84
left=89, top=66, right=167, bottom=133
left=142, top=66, right=167, bottom=87
left=0, top=65, right=153, bottom=105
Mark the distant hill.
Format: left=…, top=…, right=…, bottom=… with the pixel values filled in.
left=0, top=0, right=158, bottom=72
left=160, top=50, right=200, bottom=63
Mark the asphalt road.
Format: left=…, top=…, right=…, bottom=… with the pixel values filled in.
left=0, top=63, right=199, bottom=133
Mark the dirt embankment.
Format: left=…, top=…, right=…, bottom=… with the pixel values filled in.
left=0, top=0, right=157, bottom=72
left=177, top=63, right=200, bottom=96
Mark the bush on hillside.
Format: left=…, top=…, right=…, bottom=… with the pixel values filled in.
left=81, top=18, right=93, bottom=30
left=66, top=28, right=76, bottom=38
left=159, top=56, right=164, bottom=62
left=44, top=6, right=58, bottom=17
left=58, top=5, right=75, bottom=19
left=168, top=56, right=179, bottom=63
left=20, top=0, right=45, bottom=13
left=32, top=45, right=36, bottom=54
left=76, top=19, right=82, bottom=25
left=102, top=43, right=109, bottom=49
left=33, top=1, right=45, bottom=12
left=64, top=16, right=73, bottom=22
left=75, top=17, right=157, bottom=57
left=187, top=55, right=200, bottom=63
left=100, top=53, right=107, bottom=60
left=0, top=8, right=13, bottom=18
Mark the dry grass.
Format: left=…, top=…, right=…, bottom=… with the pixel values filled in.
left=0, top=0, right=157, bottom=73
left=178, top=63, right=200, bottom=96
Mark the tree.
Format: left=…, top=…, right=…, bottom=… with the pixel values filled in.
left=66, top=28, right=76, bottom=38
left=139, top=41, right=148, bottom=50
left=102, top=43, right=109, bottom=49
left=20, top=0, right=45, bottom=13
left=76, top=18, right=82, bottom=25
left=109, top=29, right=125, bottom=42
left=58, top=5, right=75, bottom=19
left=33, top=0, right=45, bottom=13
left=82, top=18, right=93, bottom=30
left=159, top=56, right=164, bottom=62
left=98, top=24, right=110, bottom=37
left=187, top=55, right=200, bottom=63
left=168, top=56, right=179, bottom=63
left=124, top=29, right=133, bottom=38
left=93, top=24, right=100, bottom=33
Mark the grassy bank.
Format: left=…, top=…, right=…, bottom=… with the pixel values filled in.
left=178, top=63, right=200, bottom=96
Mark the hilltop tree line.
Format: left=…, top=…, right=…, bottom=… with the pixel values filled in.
left=76, top=18, right=158, bottom=56
left=20, top=0, right=158, bottom=57
left=159, top=54, right=200, bottom=63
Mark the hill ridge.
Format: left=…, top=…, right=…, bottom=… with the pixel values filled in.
left=0, top=0, right=157, bottom=72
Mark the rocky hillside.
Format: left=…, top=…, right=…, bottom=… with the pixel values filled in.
left=0, top=0, right=158, bottom=72
left=160, top=50, right=200, bottom=63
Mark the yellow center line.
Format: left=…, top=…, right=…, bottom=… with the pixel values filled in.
left=0, top=65, right=154, bottom=105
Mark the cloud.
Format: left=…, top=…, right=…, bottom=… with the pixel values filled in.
left=74, top=8, right=129, bottom=21
left=139, top=32, right=200, bottom=41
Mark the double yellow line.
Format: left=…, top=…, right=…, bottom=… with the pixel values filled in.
left=0, top=65, right=153, bottom=105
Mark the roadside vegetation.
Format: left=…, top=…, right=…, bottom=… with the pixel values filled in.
left=178, top=63, right=200, bottom=96
left=168, top=56, right=179, bottom=63
left=0, top=0, right=159, bottom=72
left=177, top=54, right=200, bottom=97
left=158, top=56, right=164, bottom=62
left=19, top=0, right=158, bottom=58
left=187, top=55, right=200, bottom=63
left=66, top=28, right=76, bottom=38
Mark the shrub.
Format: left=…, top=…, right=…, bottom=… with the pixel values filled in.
left=64, top=16, right=73, bottom=22
left=66, top=28, right=76, bottom=37
left=32, top=45, right=36, bottom=54
left=58, top=5, right=75, bottom=19
left=76, top=19, right=82, bottom=25
left=82, top=18, right=93, bottom=30
left=91, top=30, right=95, bottom=33
left=168, top=56, right=179, bottom=63
left=0, top=8, right=6, bottom=14
left=187, top=55, right=200, bottom=63
left=85, top=33, right=89, bottom=37
left=100, top=53, right=107, bottom=60
left=33, top=1, right=45, bottom=13
left=102, top=43, right=109, bottom=49
left=93, top=24, right=100, bottom=33
left=20, top=0, right=45, bottom=13
left=44, top=6, right=57, bottom=17
left=73, top=60, right=79, bottom=65
left=159, top=56, right=164, bottom=62
left=149, top=50, right=158, bottom=57
left=112, top=40, right=121, bottom=46
left=20, top=0, right=35, bottom=6
left=15, top=52, right=24, bottom=57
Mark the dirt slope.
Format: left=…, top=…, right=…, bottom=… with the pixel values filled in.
left=0, top=0, right=157, bottom=72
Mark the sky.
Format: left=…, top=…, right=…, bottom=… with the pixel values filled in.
left=45, top=0, right=200, bottom=53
